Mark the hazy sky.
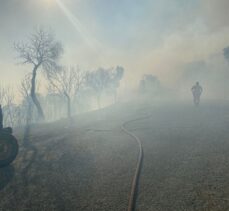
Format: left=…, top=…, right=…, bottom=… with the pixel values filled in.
left=0, top=0, right=229, bottom=94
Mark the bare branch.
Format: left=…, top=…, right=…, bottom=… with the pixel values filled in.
left=47, top=65, right=85, bottom=118
left=14, top=27, right=63, bottom=71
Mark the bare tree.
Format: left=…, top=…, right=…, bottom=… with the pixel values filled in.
left=48, top=66, right=85, bottom=119
left=0, top=86, right=19, bottom=128
left=14, top=27, right=63, bottom=120
left=20, top=74, right=31, bottom=99
left=4, top=87, right=15, bottom=127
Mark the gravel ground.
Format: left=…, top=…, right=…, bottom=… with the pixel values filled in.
left=127, top=103, right=229, bottom=211
left=0, top=100, right=229, bottom=211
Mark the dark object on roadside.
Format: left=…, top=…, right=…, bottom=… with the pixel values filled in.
left=191, top=82, right=203, bottom=106
left=1, top=127, right=13, bottom=134
left=0, top=105, right=18, bottom=167
left=0, top=128, right=18, bottom=167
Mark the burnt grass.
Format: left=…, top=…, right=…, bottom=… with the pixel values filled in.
left=0, top=101, right=229, bottom=211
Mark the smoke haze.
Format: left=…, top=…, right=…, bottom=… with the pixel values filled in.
left=0, top=0, right=229, bottom=100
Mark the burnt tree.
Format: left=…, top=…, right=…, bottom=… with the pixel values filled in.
left=14, top=28, right=63, bottom=120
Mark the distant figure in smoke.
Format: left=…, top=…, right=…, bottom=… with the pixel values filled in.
left=0, top=105, right=3, bottom=130
left=191, top=82, right=203, bottom=106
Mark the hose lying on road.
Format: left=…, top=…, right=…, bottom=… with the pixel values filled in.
left=121, top=115, right=152, bottom=211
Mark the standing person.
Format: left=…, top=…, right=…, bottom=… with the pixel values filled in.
left=0, top=105, right=3, bottom=130
left=191, top=82, right=203, bottom=106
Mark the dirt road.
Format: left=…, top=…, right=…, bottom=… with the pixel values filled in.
left=0, top=101, right=229, bottom=211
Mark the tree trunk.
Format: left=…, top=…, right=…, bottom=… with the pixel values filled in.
left=30, top=65, right=45, bottom=121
